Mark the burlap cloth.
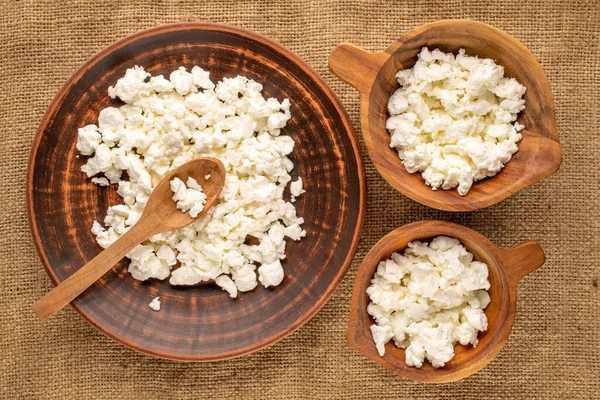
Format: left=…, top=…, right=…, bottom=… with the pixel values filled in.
left=1, top=0, right=598, bottom=398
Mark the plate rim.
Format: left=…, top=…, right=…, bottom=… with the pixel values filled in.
left=26, top=22, right=367, bottom=361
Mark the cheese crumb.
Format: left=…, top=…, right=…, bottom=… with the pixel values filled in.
left=387, top=47, right=526, bottom=195
left=290, top=177, right=305, bottom=197
left=258, top=260, right=285, bottom=287
left=149, top=296, right=161, bottom=311
left=367, top=236, right=490, bottom=368
left=215, top=275, right=238, bottom=298
left=170, top=177, right=207, bottom=218
left=91, top=177, right=109, bottom=186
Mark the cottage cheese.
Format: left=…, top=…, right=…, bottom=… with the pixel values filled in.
left=386, top=48, right=526, bottom=195
left=170, top=177, right=207, bottom=218
left=149, top=296, right=161, bottom=311
left=78, top=66, right=306, bottom=296
left=289, top=177, right=305, bottom=203
left=367, top=236, right=490, bottom=368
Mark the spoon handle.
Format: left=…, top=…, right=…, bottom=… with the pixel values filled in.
left=33, top=214, right=159, bottom=320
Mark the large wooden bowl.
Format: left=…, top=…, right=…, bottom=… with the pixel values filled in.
left=27, top=23, right=366, bottom=361
left=329, top=20, right=562, bottom=211
left=348, top=220, right=545, bottom=382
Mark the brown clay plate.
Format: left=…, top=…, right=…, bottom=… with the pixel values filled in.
left=27, top=23, right=366, bottom=361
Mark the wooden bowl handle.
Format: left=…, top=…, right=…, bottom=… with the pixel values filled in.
left=329, top=43, right=390, bottom=95
left=498, top=241, right=545, bottom=290
left=517, top=129, right=563, bottom=180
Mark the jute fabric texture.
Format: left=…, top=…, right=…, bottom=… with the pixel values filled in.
left=0, top=0, right=598, bottom=398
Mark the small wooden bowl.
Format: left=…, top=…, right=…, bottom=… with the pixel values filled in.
left=27, top=23, right=366, bottom=361
left=348, top=220, right=545, bottom=382
left=329, top=20, right=562, bottom=211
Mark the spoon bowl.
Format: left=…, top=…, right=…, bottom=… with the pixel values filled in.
left=143, top=157, right=225, bottom=232
left=329, top=20, right=562, bottom=211
left=32, top=157, right=225, bottom=320
left=348, top=220, right=545, bottom=382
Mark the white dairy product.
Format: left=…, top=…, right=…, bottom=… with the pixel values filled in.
left=386, top=47, right=526, bottom=195
left=170, top=177, right=207, bottom=218
left=215, top=275, right=238, bottom=298
left=257, top=260, right=285, bottom=288
left=91, top=177, right=109, bottom=187
left=78, top=66, right=305, bottom=294
left=289, top=177, right=305, bottom=203
left=149, top=296, right=161, bottom=311
left=367, top=236, right=490, bottom=368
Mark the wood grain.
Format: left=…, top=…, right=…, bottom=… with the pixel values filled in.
left=27, top=23, right=366, bottom=361
left=329, top=20, right=562, bottom=211
left=347, top=220, right=545, bottom=382
left=32, top=158, right=225, bottom=320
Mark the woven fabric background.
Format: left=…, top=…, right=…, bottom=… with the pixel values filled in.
left=1, top=0, right=598, bottom=398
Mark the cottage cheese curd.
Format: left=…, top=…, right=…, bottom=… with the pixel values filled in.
left=367, top=236, right=490, bottom=368
left=170, top=177, right=207, bottom=218
left=386, top=48, right=527, bottom=195
left=149, top=296, right=161, bottom=311
left=78, top=66, right=306, bottom=296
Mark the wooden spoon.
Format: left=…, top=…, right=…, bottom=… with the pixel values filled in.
left=348, top=220, right=545, bottom=382
left=329, top=20, right=562, bottom=211
left=32, top=157, right=225, bottom=320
